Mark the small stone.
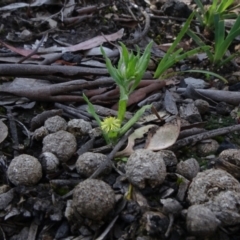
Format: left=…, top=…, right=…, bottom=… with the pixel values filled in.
left=179, top=102, right=202, bottom=123
left=65, top=200, right=74, bottom=222
left=176, top=158, right=200, bottom=180
left=216, top=102, right=232, bottom=115
left=0, top=189, right=14, bottom=210
left=175, top=174, right=190, bottom=202
left=126, top=149, right=167, bottom=189
left=219, top=149, right=240, bottom=166
left=204, top=190, right=240, bottom=226
left=76, top=152, right=111, bottom=177
left=67, top=119, right=92, bottom=136
left=141, top=211, right=169, bottom=236
left=181, top=77, right=209, bottom=89
left=19, top=29, right=32, bottom=40
left=197, top=139, right=219, bottom=157
left=0, top=185, right=10, bottom=195
left=33, top=126, right=48, bottom=141
left=194, top=99, right=209, bottom=114
left=160, top=198, right=183, bottom=215
left=158, top=150, right=178, bottom=168
left=161, top=0, right=192, bottom=18
left=39, top=152, right=60, bottom=173
left=187, top=169, right=240, bottom=205
left=44, top=116, right=67, bottom=133
left=7, top=154, right=42, bottom=186
left=187, top=205, right=220, bottom=237
left=72, top=179, right=115, bottom=221
left=217, top=149, right=240, bottom=178
left=42, top=130, right=77, bottom=162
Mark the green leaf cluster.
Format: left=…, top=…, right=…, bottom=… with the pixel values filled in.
left=187, top=14, right=240, bottom=68
left=101, top=41, right=153, bottom=124
left=194, top=0, right=237, bottom=30
left=154, top=12, right=210, bottom=79
left=83, top=42, right=153, bottom=144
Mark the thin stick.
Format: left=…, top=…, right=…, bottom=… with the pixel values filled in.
left=170, top=124, right=240, bottom=150
left=18, top=34, right=46, bottom=64
left=90, top=128, right=134, bottom=179
left=125, top=11, right=151, bottom=45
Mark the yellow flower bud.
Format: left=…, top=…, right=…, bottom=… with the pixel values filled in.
left=101, top=117, right=121, bottom=133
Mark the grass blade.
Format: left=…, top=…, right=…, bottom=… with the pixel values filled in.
left=194, top=0, right=205, bottom=15
left=185, top=69, right=228, bottom=83
left=154, top=12, right=195, bottom=78
left=217, top=0, right=234, bottom=13
left=82, top=94, right=102, bottom=126
left=217, top=53, right=238, bottom=68
left=187, top=29, right=213, bottom=61
left=119, top=105, right=151, bottom=136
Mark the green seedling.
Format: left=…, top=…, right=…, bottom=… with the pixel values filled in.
left=187, top=14, right=240, bottom=68
left=194, top=0, right=238, bottom=30
left=83, top=41, right=153, bottom=144
left=154, top=12, right=210, bottom=79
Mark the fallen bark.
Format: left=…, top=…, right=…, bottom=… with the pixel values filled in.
left=170, top=124, right=240, bottom=150
left=0, top=64, right=108, bottom=78
left=177, top=87, right=240, bottom=106
left=0, top=78, right=114, bottom=102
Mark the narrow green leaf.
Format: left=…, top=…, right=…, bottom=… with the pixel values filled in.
left=185, top=69, right=228, bottom=83
left=119, top=105, right=152, bottom=136
left=195, top=11, right=204, bottom=26
left=227, top=15, right=240, bottom=36
left=187, top=29, right=213, bottom=61
left=217, top=0, right=234, bottom=13
left=155, top=46, right=208, bottom=78
left=82, top=94, right=102, bottom=126
left=175, top=46, right=210, bottom=61
left=214, top=15, right=240, bottom=63
left=167, top=12, right=195, bottom=55
left=83, top=94, right=110, bottom=144
left=193, top=0, right=205, bottom=14
left=101, top=45, right=123, bottom=85
left=214, top=15, right=225, bottom=52
left=117, top=98, right=128, bottom=124
left=154, top=12, right=195, bottom=78
left=119, top=42, right=130, bottom=65
left=217, top=53, right=238, bottom=68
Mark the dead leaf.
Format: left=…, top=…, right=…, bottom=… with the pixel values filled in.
left=164, top=90, right=178, bottom=115
left=145, top=118, right=181, bottom=150
left=65, top=29, right=124, bottom=52
left=115, top=125, right=156, bottom=157
left=0, top=41, right=41, bottom=59
left=0, top=120, right=8, bottom=144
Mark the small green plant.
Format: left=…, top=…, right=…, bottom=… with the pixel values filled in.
left=194, top=0, right=238, bottom=30
left=154, top=12, right=210, bottom=79
left=187, top=14, right=240, bottom=68
left=83, top=41, right=153, bottom=144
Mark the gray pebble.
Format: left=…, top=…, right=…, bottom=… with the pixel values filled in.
left=7, top=154, right=42, bottom=186
left=44, top=116, right=67, bottom=133
left=126, top=149, right=167, bottom=189
left=72, top=179, right=115, bottom=221
left=76, top=152, right=111, bottom=177
left=187, top=205, right=220, bottom=237
left=42, top=130, right=77, bottom=162
left=176, top=158, right=200, bottom=180
left=67, top=119, right=92, bottom=136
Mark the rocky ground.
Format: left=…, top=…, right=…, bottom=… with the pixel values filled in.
left=1, top=0, right=240, bottom=239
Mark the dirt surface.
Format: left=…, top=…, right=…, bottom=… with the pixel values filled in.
left=1, top=0, right=240, bottom=240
